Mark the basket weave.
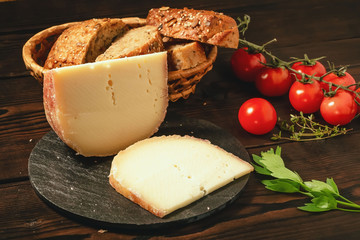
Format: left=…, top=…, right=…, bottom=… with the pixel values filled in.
left=22, top=17, right=217, bottom=102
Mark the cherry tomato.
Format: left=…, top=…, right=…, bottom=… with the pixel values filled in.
left=255, top=67, right=292, bottom=97
left=289, top=80, right=324, bottom=113
left=238, top=98, right=277, bottom=135
left=321, top=72, right=356, bottom=92
left=291, top=61, right=326, bottom=81
left=320, top=90, right=357, bottom=125
left=231, top=47, right=266, bottom=82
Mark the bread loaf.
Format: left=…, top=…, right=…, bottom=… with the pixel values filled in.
left=96, top=25, right=164, bottom=61
left=146, top=7, right=239, bottom=49
left=44, top=18, right=126, bottom=69
left=166, top=41, right=207, bottom=70
left=109, top=135, right=254, bottom=218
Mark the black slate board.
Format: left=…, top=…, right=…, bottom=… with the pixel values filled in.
left=28, top=113, right=251, bottom=230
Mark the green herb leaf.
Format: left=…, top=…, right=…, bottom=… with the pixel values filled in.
left=252, top=163, right=272, bottom=176
left=251, top=154, right=272, bottom=176
left=326, top=178, right=340, bottom=195
left=258, top=148, right=302, bottom=183
left=252, top=146, right=360, bottom=213
left=262, top=179, right=301, bottom=193
left=298, top=191, right=338, bottom=212
left=298, top=203, right=333, bottom=212
left=312, top=195, right=337, bottom=210
left=299, top=188, right=338, bottom=212
left=275, top=146, right=282, bottom=155
left=304, top=180, right=339, bottom=196
left=252, top=153, right=264, bottom=166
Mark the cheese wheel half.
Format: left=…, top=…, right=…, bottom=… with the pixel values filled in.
left=43, top=52, right=168, bottom=157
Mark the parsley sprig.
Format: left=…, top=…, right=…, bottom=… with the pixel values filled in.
left=252, top=146, right=360, bottom=212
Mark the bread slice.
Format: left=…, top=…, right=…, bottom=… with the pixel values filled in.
left=109, top=135, right=254, bottom=218
left=44, top=18, right=126, bottom=69
left=166, top=41, right=207, bottom=71
left=95, top=25, right=164, bottom=61
left=146, top=7, right=239, bottom=49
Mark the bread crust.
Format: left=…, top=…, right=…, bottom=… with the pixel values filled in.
left=120, top=17, right=147, bottom=27
left=96, top=25, right=164, bottom=61
left=44, top=18, right=126, bottom=69
left=166, top=41, right=207, bottom=70
left=146, top=7, right=239, bottom=49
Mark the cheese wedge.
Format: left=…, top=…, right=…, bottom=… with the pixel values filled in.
left=43, top=52, right=168, bottom=157
left=109, top=135, right=254, bottom=218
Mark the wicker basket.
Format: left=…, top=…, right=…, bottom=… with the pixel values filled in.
left=22, top=17, right=217, bottom=102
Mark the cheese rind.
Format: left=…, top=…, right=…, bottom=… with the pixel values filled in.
left=109, top=135, right=254, bottom=218
left=43, top=52, right=168, bottom=157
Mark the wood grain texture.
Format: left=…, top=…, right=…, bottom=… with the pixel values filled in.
left=1, top=0, right=360, bottom=239
left=2, top=133, right=360, bottom=239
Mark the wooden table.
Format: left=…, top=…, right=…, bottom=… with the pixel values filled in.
left=1, top=0, right=360, bottom=239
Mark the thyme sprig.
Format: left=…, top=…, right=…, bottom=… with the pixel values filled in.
left=271, top=112, right=352, bottom=142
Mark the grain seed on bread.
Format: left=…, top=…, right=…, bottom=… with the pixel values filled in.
left=146, top=7, right=239, bottom=49
left=96, top=25, right=164, bottom=61
left=44, top=18, right=127, bottom=69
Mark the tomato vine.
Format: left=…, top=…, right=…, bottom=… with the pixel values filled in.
left=236, top=15, right=360, bottom=96
left=234, top=15, right=359, bottom=130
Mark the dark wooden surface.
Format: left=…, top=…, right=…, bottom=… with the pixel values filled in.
left=1, top=0, right=360, bottom=239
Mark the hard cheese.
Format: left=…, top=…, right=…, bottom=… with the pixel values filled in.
left=43, top=52, right=168, bottom=157
left=109, top=135, right=254, bottom=218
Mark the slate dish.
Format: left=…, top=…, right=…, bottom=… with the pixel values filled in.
left=28, top=112, right=251, bottom=230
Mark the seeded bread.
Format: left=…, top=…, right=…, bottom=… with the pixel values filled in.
left=44, top=18, right=127, bottom=69
left=121, top=17, right=147, bottom=28
left=146, top=7, right=239, bottom=49
left=166, top=41, right=207, bottom=71
left=96, top=25, right=164, bottom=61
left=109, top=135, right=254, bottom=218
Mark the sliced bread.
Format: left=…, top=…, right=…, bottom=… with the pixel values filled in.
left=95, top=25, right=164, bottom=61
left=109, top=135, right=254, bottom=218
left=146, top=7, right=239, bottom=49
left=166, top=41, right=207, bottom=71
left=44, top=18, right=127, bottom=69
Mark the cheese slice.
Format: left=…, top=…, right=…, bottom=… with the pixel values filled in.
left=43, top=52, right=168, bottom=157
left=109, top=135, right=254, bottom=218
